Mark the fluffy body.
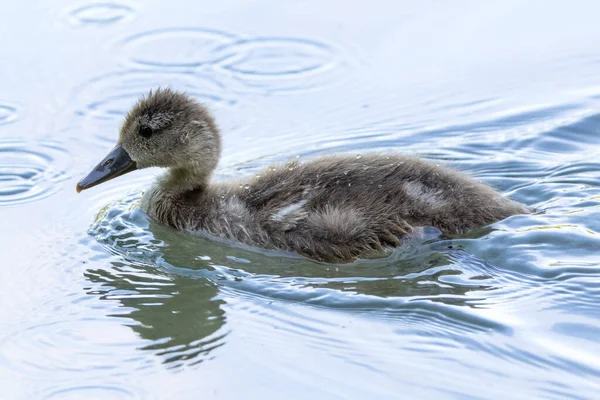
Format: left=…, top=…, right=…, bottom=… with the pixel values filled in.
left=108, top=89, right=531, bottom=263
left=140, top=154, right=530, bottom=262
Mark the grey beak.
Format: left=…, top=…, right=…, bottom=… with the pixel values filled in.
left=76, top=145, right=137, bottom=193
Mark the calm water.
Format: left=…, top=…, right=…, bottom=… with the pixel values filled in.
left=1, top=1, right=600, bottom=399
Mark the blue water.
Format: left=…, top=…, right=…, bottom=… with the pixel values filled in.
left=1, top=1, right=600, bottom=399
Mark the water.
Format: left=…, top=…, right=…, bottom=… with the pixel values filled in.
left=1, top=0, right=600, bottom=398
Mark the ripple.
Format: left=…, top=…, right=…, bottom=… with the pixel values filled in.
left=64, top=70, right=237, bottom=145
left=220, top=38, right=335, bottom=76
left=117, top=27, right=237, bottom=68
left=0, top=103, right=20, bottom=125
left=0, top=317, right=147, bottom=377
left=216, top=37, right=342, bottom=93
left=43, top=385, right=147, bottom=400
left=0, top=139, right=70, bottom=207
left=67, top=3, right=134, bottom=25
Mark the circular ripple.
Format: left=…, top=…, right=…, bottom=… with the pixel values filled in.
left=67, top=3, right=134, bottom=25
left=64, top=70, right=237, bottom=145
left=43, top=385, right=146, bottom=400
left=0, top=139, right=70, bottom=207
left=117, top=28, right=238, bottom=68
left=215, top=37, right=341, bottom=93
left=0, top=317, right=148, bottom=378
left=0, top=104, right=20, bottom=125
left=220, top=38, right=335, bottom=75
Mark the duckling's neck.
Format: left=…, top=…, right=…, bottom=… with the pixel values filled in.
left=140, top=166, right=212, bottom=228
left=159, top=167, right=211, bottom=194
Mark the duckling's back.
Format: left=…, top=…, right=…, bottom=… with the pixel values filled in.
left=229, top=154, right=531, bottom=261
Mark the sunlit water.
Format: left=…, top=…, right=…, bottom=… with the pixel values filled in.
left=1, top=1, right=600, bottom=399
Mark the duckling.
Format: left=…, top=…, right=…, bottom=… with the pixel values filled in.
left=77, top=88, right=531, bottom=263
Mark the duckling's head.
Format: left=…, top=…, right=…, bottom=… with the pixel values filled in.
left=76, top=88, right=221, bottom=192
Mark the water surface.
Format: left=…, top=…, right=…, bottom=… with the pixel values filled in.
left=1, top=1, right=600, bottom=399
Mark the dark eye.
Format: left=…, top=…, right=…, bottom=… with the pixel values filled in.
left=139, top=125, right=153, bottom=138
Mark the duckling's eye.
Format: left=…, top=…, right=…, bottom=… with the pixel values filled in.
left=139, top=125, right=153, bottom=138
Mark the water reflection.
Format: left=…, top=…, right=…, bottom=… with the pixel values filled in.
left=84, top=262, right=226, bottom=369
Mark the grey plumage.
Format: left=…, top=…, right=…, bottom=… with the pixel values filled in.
left=102, top=88, right=532, bottom=263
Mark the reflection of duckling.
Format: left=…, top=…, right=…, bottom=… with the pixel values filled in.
left=77, top=88, right=531, bottom=262
left=84, top=260, right=226, bottom=368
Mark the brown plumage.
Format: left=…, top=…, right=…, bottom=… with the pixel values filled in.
left=78, top=88, right=532, bottom=263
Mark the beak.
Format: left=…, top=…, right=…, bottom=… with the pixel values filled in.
left=76, top=145, right=137, bottom=193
